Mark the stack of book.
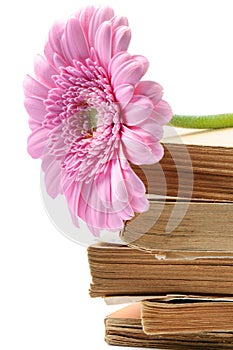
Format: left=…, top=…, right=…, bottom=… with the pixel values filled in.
left=88, top=127, right=233, bottom=349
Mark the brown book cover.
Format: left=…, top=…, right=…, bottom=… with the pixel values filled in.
left=88, top=243, right=233, bottom=298
left=105, top=303, right=233, bottom=349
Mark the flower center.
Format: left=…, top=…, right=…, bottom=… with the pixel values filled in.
left=82, top=107, right=98, bottom=136
left=61, top=107, right=97, bottom=147
left=45, top=58, right=122, bottom=176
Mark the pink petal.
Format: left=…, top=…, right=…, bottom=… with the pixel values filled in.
left=134, top=118, right=164, bottom=142
left=78, top=185, right=95, bottom=225
left=90, top=160, right=133, bottom=225
left=111, top=16, right=129, bottom=28
left=111, top=57, right=146, bottom=88
left=95, top=21, right=112, bottom=69
left=44, top=21, right=66, bottom=66
left=105, top=211, right=125, bottom=231
left=61, top=167, right=76, bottom=193
left=130, top=194, right=149, bottom=213
left=121, top=125, right=164, bottom=164
left=111, top=162, right=136, bottom=212
left=114, top=83, right=134, bottom=108
left=24, top=96, right=46, bottom=128
left=154, top=100, right=173, bottom=125
left=95, top=163, right=114, bottom=210
left=112, top=158, right=148, bottom=213
left=121, top=159, right=147, bottom=196
left=112, top=25, right=131, bottom=55
left=46, top=124, right=67, bottom=157
left=64, top=179, right=109, bottom=232
left=64, top=17, right=89, bottom=62
left=132, top=55, right=149, bottom=76
left=87, top=225, right=100, bottom=237
left=27, top=127, right=49, bottom=159
left=69, top=209, right=80, bottom=229
left=135, top=80, right=164, bottom=105
left=77, top=6, right=96, bottom=40
left=62, top=154, right=150, bottom=234
left=132, top=125, right=162, bottom=143
left=63, top=179, right=81, bottom=217
left=101, top=159, right=130, bottom=207
left=79, top=160, right=127, bottom=218
left=34, top=55, right=57, bottom=88
left=23, top=75, right=49, bottom=99
left=28, top=119, right=41, bottom=131
left=60, top=33, right=73, bottom=64
left=95, top=158, right=148, bottom=225
left=109, top=51, right=131, bottom=76
left=150, top=142, right=164, bottom=161
left=79, top=181, right=109, bottom=226
left=42, top=154, right=62, bottom=198
left=123, top=96, right=154, bottom=126
left=53, top=53, right=68, bottom=68
left=88, top=6, right=114, bottom=47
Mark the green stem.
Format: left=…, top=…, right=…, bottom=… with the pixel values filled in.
left=170, top=113, right=233, bottom=129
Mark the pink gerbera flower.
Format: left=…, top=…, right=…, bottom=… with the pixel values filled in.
left=24, top=6, right=172, bottom=235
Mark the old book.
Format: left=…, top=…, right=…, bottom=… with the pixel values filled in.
left=131, top=127, right=233, bottom=201
left=142, top=297, right=233, bottom=334
left=121, top=127, right=233, bottom=256
left=88, top=243, right=233, bottom=298
left=105, top=303, right=233, bottom=349
left=120, top=199, right=233, bottom=254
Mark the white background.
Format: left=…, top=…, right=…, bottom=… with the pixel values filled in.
left=1, top=0, right=233, bottom=349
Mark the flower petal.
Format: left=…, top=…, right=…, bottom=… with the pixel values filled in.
left=109, top=51, right=131, bottom=76
left=27, top=127, right=49, bottom=159
left=132, top=55, right=149, bottom=76
left=86, top=159, right=135, bottom=228
left=63, top=179, right=81, bottom=218
left=24, top=96, right=46, bottom=128
left=112, top=25, right=131, bottom=55
left=150, top=142, right=164, bottom=161
left=121, top=125, right=164, bottom=164
left=63, top=156, right=147, bottom=233
left=34, top=54, right=57, bottom=88
left=52, top=53, right=67, bottom=68
left=47, top=124, right=67, bottom=157
left=135, top=80, right=164, bottom=105
left=114, top=83, right=134, bottom=108
left=154, top=99, right=173, bottom=125
left=63, top=178, right=111, bottom=233
left=130, top=194, right=149, bottom=213
left=25, top=5, right=172, bottom=237
left=95, top=21, right=112, bottom=69
left=88, top=6, right=114, bottom=47
left=23, top=75, right=49, bottom=99
left=135, top=118, right=164, bottom=142
left=123, top=96, right=154, bottom=126
left=111, top=56, right=147, bottom=88
left=64, top=17, right=89, bottom=62
left=111, top=16, right=129, bottom=29
left=79, top=180, right=109, bottom=225
left=106, top=157, right=148, bottom=214
left=42, top=154, right=62, bottom=198
left=44, top=21, right=66, bottom=65
left=77, top=6, right=96, bottom=40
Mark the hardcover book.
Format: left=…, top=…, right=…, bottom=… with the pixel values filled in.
left=105, top=303, right=233, bottom=349
left=88, top=243, right=233, bottom=298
